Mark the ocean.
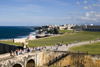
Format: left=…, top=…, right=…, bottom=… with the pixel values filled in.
left=0, top=26, right=36, bottom=40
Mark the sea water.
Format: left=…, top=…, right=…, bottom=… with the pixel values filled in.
left=0, top=26, right=36, bottom=40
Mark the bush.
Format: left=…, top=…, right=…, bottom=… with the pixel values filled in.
left=47, top=30, right=54, bottom=34
left=54, top=28, right=59, bottom=34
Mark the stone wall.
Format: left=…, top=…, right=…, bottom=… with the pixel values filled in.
left=0, top=51, right=64, bottom=67
left=1, top=51, right=100, bottom=67
left=0, top=43, right=23, bottom=54
left=0, top=53, right=36, bottom=67
left=51, top=54, right=100, bottom=67
left=36, top=51, right=63, bottom=66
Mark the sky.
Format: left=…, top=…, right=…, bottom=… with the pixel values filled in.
left=0, top=0, right=100, bottom=26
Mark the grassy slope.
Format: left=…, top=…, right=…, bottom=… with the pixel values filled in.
left=28, top=31, right=100, bottom=47
left=69, top=42, right=100, bottom=54
left=0, top=40, right=22, bottom=46
left=58, top=30, right=70, bottom=34
left=0, top=30, right=100, bottom=48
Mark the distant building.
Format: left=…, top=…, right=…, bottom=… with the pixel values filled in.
left=59, top=26, right=67, bottom=30
left=58, top=24, right=68, bottom=30
left=27, top=35, right=36, bottom=40
left=67, top=24, right=73, bottom=30
left=84, top=26, right=100, bottom=31
left=72, top=25, right=84, bottom=31
left=13, top=39, right=26, bottom=43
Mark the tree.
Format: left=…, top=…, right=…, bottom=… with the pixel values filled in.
left=47, top=30, right=54, bottom=34
left=54, top=28, right=59, bottom=34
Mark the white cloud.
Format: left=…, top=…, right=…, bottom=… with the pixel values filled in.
left=68, top=11, right=100, bottom=24
left=0, top=4, right=45, bottom=12
left=67, top=17, right=71, bottom=19
left=40, top=0, right=68, bottom=6
left=73, top=12, right=79, bottom=14
left=77, top=2, right=80, bottom=5
left=86, top=12, right=89, bottom=17
left=70, top=12, right=79, bottom=15
left=81, top=17, right=97, bottom=21
left=84, top=6, right=88, bottom=9
left=89, top=5, right=93, bottom=9
left=85, top=4, right=100, bottom=10
left=92, top=4, right=100, bottom=7
left=84, top=1, right=87, bottom=4
left=90, top=11, right=94, bottom=14
left=79, top=11, right=100, bottom=22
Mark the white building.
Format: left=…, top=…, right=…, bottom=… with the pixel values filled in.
left=27, top=35, right=36, bottom=40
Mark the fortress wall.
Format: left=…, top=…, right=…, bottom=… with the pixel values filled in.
left=36, top=51, right=63, bottom=66
left=0, top=43, right=23, bottom=54
left=0, top=43, right=3, bottom=54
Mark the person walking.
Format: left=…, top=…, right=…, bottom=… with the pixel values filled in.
left=89, top=41, right=91, bottom=43
left=42, top=47, right=43, bottom=50
left=66, top=43, right=68, bottom=46
left=10, top=50, right=13, bottom=56
left=44, top=44, right=46, bottom=49
left=33, top=46, right=34, bottom=50
left=56, top=46, right=58, bottom=50
left=16, top=48, right=19, bottom=56
left=27, top=48, right=30, bottom=53
left=51, top=46, right=52, bottom=50
left=54, top=43, right=56, bottom=46
left=62, top=41, right=63, bottom=43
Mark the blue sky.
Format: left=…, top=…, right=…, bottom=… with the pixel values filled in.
left=0, top=0, right=100, bottom=26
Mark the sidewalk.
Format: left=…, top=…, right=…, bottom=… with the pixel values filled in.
left=46, top=40, right=100, bottom=51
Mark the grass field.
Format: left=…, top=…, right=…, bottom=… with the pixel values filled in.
left=0, top=40, right=22, bottom=46
left=0, top=30, right=100, bottom=48
left=69, top=42, right=100, bottom=54
left=58, top=30, right=70, bottom=34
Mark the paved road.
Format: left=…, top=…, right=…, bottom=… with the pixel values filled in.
left=46, top=40, right=100, bottom=51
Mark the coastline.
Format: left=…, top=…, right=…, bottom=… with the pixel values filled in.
left=0, top=34, right=62, bottom=41
left=0, top=26, right=36, bottom=41
left=0, top=33, right=65, bottom=42
left=0, top=30, right=38, bottom=41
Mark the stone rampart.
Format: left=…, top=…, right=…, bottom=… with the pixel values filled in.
left=0, top=51, right=64, bottom=67
left=0, top=43, right=23, bottom=54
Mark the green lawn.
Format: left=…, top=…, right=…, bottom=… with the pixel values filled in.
left=0, top=40, right=22, bottom=46
left=58, top=30, right=72, bottom=34
left=0, top=31, right=100, bottom=48
left=69, top=42, right=100, bottom=54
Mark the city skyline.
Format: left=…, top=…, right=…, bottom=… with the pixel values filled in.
left=0, top=0, right=100, bottom=26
